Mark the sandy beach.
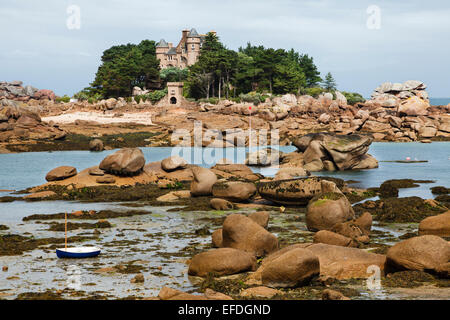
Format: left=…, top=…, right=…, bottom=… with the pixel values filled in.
left=42, top=111, right=154, bottom=126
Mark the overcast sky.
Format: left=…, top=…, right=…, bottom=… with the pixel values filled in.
left=1, top=0, right=449, bottom=97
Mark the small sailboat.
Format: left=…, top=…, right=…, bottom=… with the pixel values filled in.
left=56, top=212, right=101, bottom=259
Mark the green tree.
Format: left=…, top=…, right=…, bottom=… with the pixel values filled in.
left=160, top=67, right=189, bottom=84
left=91, top=40, right=160, bottom=98
left=298, top=54, right=322, bottom=87
left=323, top=72, right=337, bottom=91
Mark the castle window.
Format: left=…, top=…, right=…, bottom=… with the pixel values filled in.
left=191, top=44, right=195, bottom=50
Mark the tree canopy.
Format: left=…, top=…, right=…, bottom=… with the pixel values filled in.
left=90, top=40, right=160, bottom=98
left=83, top=33, right=325, bottom=101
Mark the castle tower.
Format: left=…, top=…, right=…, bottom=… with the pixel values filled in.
left=186, top=28, right=201, bottom=66
left=156, top=39, right=169, bottom=68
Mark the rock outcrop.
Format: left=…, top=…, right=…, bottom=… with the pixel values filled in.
left=261, top=248, right=320, bottom=288
left=0, top=81, right=55, bottom=102
left=45, top=166, right=77, bottom=182
left=99, top=148, right=146, bottom=176
left=306, top=192, right=355, bottom=231
left=221, top=213, right=278, bottom=257
left=293, top=133, right=377, bottom=171
left=190, top=167, right=217, bottom=196
left=257, top=177, right=344, bottom=206
left=212, top=181, right=256, bottom=202
left=386, top=235, right=450, bottom=275
left=188, top=248, right=257, bottom=277
left=0, top=101, right=66, bottom=143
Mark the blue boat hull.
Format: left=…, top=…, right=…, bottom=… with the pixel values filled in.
left=56, top=249, right=101, bottom=259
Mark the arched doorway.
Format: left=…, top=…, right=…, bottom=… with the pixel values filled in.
left=170, top=97, right=177, bottom=104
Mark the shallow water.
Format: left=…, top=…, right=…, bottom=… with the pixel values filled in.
left=1, top=142, right=449, bottom=196
left=0, top=142, right=449, bottom=299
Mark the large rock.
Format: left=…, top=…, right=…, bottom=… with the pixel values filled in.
left=99, top=148, right=145, bottom=176
left=188, top=248, right=256, bottom=277
left=248, top=211, right=270, bottom=229
left=306, top=192, right=355, bottom=231
left=274, top=167, right=308, bottom=180
left=313, top=230, right=356, bottom=247
left=210, top=164, right=260, bottom=181
left=257, top=177, right=344, bottom=206
left=89, top=139, right=104, bottom=152
left=386, top=235, right=450, bottom=273
left=307, top=243, right=386, bottom=279
left=331, top=212, right=372, bottom=242
left=161, top=155, right=187, bottom=172
left=45, top=166, right=77, bottom=182
left=293, top=133, right=375, bottom=171
left=251, top=243, right=386, bottom=281
left=190, top=167, right=217, bottom=196
left=222, top=214, right=278, bottom=257
left=419, top=211, right=450, bottom=237
left=212, top=181, right=256, bottom=202
left=210, top=198, right=233, bottom=211
left=398, top=96, right=430, bottom=117
left=261, top=248, right=320, bottom=288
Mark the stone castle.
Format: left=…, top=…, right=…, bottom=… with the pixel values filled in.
left=156, top=28, right=215, bottom=69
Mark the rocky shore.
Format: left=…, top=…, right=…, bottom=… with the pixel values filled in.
left=1, top=80, right=449, bottom=153
left=1, top=141, right=449, bottom=300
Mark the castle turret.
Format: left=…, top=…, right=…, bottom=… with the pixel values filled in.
left=156, top=39, right=169, bottom=68
left=186, top=28, right=201, bottom=66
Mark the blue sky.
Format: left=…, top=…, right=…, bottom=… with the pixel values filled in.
left=1, top=0, right=449, bottom=97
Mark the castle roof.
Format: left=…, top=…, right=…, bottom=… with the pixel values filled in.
left=166, top=47, right=177, bottom=55
left=187, top=28, right=200, bottom=37
left=156, top=39, right=169, bottom=47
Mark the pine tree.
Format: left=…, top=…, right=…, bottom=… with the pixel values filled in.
left=323, top=72, right=337, bottom=91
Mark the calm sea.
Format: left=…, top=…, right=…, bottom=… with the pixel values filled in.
left=0, top=143, right=449, bottom=199
left=430, top=98, right=450, bottom=106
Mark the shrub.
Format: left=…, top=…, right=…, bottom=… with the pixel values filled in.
left=144, top=88, right=168, bottom=104
left=198, top=97, right=219, bottom=105
left=341, top=91, right=366, bottom=105
left=303, top=87, right=326, bottom=98
left=239, top=92, right=268, bottom=105
left=55, top=95, right=71, bottom=103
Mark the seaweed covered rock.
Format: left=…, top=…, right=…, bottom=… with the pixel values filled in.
left=306, top=192, right=355, bottom=231
left=222, top=214, right=278, bottom=257
left=188, top=248, right=256, bottom=277
left=386, top=235, right=450, bottom=274
left=418, top=211, right=450, bottom=237
left=89, top=139, right=104, bottom=152
left=353, top=196, right=447, bottom=223
left=99, top=148, right=145, bottom=176
left=212, top=181, right=256, bottom=202
left=261, top=248, right=320, bottom=288
left=45, top=166, right=77, bottom=182
left=210, top=198, right=233, bottom=211
left=190, top=167, right=217, bottom=196
left=256, top=177, right=344, bottom=206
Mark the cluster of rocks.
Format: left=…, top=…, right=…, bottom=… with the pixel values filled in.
left=371, top=80, right=429, bottom=107
left=0, top=81, right=55, bottom=102
left=27, top=145, right=450, bottom=298
left=0, top=100, right=66, bottom=144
